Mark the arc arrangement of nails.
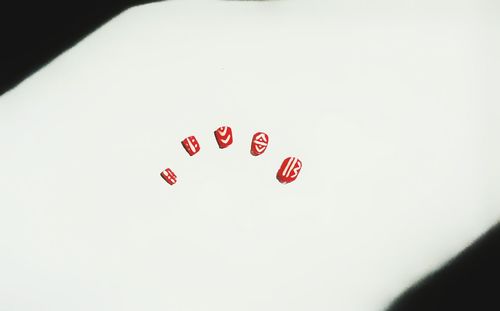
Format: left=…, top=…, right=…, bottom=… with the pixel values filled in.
left=160, top=126, right=302, bottom=186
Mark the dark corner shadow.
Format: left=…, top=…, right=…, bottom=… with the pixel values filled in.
left=386, top=222, right=500, bottom=311
left=0, top=0, right=165, bottom=97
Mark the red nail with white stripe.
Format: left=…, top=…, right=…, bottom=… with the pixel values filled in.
left=181, top=136, right=201, bottom=156
left=161, top=168, right=177, bottom=185
left=276, top=157, right=302, bottom=184
left=214, top=126, right=233, bottom=149
left=250, top=132, right=269, bottom=156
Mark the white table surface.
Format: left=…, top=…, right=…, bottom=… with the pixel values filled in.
left=1, top=0, right=499, bottom=310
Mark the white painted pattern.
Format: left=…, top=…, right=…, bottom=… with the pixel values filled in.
left=255, top=145, right=266, bottom=153
left=286, top=158, right=298, bottom=177
left=281, top=157, right=293, bottom=177
left=187, top=138, right=197, bottom=153
left=221, top=135, right=231, bottom=144
left=290, top=160, right=301, bottom=178
left=218, top=127, right=228, bottom=136
left=254, top=133, right=268, bottom=143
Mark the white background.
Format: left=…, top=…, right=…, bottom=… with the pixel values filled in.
left=0, top=0, right=499, bottom=310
